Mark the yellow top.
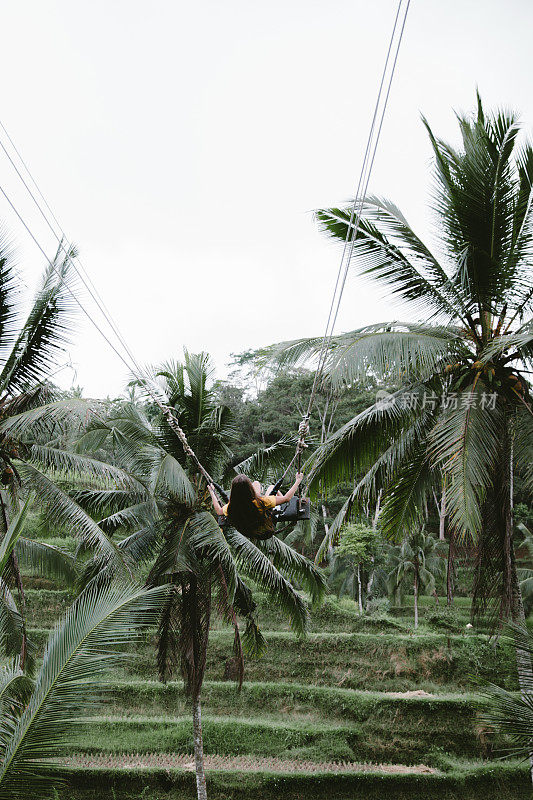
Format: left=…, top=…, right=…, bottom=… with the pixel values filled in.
left=221, top=495, right=277, bottom=517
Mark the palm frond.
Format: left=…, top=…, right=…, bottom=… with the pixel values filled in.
left=71, top=488, right=147, bottom=518
left=0, top=399, right=107, bottom=442
left=478, top=323, right=533, bottom=369
left=0, top=247, right=77, bottom=395
left=116, top=523, right=161, bottom=565
left=224, top=527, right=309, bottom=635
left=307, top=383, right=430, bottom=490
left=0, top=579, right=24, bottom=662
left=324, top=323, right=466, bottom=386
left=151, top=451, right=195, bottom=504
left=187, top=512, right=238, bottom=597
left=178, top=570, right=211, bottom=697
left=0, top=580, right=170, bottom=799
left=233, top=437, right=298, bottom=484
left=28, top=446, right=144, bottom=491
left=156, top=585, right=181, bottom=683
left=423, top=108, right=526, bottom=312
left=378, top=440, right=434, bottom=539
left=18, top=463, right=130, bottom=574
left=0, top=659, right=32, bottom=716
left=0, top=230, right=19, bottom=367
left=213, top=565, right=244, bottom=689
left=233, top=577, right=266, bottom=657
left=514, top=406, right=533, bottom=491
left=480, top=625, right=533, bottom=758
left=0, top=497, right=31, bottom=576
left=314, top=408, right=435, bottom=562
left=430, top=385, right=504, bottom=539
left=315, top=202, right=461, bottom=319
left=97, top=501, right=157, bottom=535
left=14, top=539, right=76, bottom=585
left=147, top=516, right=195, bottom=585
left=261, top=536, right=326, bottom=604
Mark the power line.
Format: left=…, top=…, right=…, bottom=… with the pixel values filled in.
left=0, top=182, right=139, bottom=377
left=0, top=180, right=207, bottom=485
left=303, top=0, right=411, bottom=426
left=328, top=0, right=411, bottom=342
left=0, top=123, right=144, bottom=377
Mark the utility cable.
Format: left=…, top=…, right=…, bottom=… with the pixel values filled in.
left=297, top=0, right=411, bottom=463
left=0, top=129, right=143, bottom=378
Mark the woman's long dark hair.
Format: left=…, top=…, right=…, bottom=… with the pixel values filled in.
left=226, top=474, right=273, bottom=538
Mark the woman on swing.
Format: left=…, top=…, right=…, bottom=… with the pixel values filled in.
left=208, top=472, right=303, bottom=540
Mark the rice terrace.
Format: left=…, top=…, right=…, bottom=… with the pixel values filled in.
left=1, top=1, right=533, bottom=798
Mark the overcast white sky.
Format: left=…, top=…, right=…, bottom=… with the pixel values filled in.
left=1, top=0, right=532, bottom=397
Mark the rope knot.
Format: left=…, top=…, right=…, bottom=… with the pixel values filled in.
left=298, top=419, right=310, bottom=437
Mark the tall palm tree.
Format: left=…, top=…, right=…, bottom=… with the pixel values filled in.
left=0, top=236, right=136, bottom=667
left=265, top=95, right=533, bottom=629
left=385, top=531, right=444, bottom=628
left=75, top=353, right=326, bottom=800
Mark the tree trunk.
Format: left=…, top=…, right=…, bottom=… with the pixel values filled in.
left=510, top=546, right=533, bottom=783
left=321, top=504, right=335, bottom=561
left=446, top=531, right=455, bottom=607
left=504, top=416, right=533, bottom=784
left=321, top=504, right=329, bottom=537
left=366, top=563, right=375, bottom=597
left=372, top=491, right=382, bottom=529
left=414, top=568, right=419, bottom=630
left=439, top=485, right=446, bottom=541
left=192, top=694, right=208, bottom=800
left=366, top=491, right=382, bottom=597
left=357, top=563, right=363, bottom=615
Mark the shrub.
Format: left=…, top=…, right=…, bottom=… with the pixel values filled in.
left=426, top=607, right=463, bottom=633
left=366, top=597, right=390, bottom=616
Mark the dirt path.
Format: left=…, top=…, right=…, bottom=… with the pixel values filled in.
left=58, top=753, right=439, bottom=775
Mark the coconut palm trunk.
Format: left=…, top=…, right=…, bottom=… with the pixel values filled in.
left=505, top=423, right=533, bottom=781
left=357, top=563, right=363, bottom=614
left=446, top=531, right=454, bottom=607
left=192, top=694, right=207, bottom=800
left=413, top=561, right=419, bottom=630
left=438, top=485, right=446, bottom=542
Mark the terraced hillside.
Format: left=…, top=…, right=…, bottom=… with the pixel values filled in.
left=23, top=582, right=530, bottom=799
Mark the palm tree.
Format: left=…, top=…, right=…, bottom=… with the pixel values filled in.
left=0, top=494, right=76, bottom=671
left=0, top=578, right=169, bottom=799
left=265, top=95, right=533, bottom=630
left=385, top=531, right=444, bottom=628
left=481, top=624, right=533, bottom=761
left=75, top=353, right=326, bottom=800
left=0, top=236, right=137, bottom=667
left=513, top=523, right=533, bottom=615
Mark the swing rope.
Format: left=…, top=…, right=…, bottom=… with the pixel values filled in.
left=0, top=0, right=411, bottom=502
left=283, top=0, right=411, bottom=483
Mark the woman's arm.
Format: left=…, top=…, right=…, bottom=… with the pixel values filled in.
left=274, top=473, right=304, bottom=505
left=208, top=484, right=225, bottom=516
